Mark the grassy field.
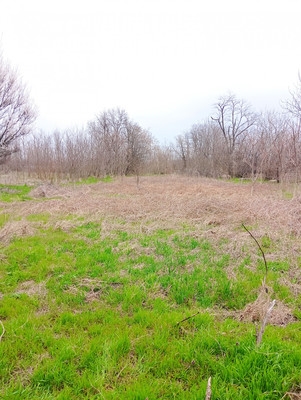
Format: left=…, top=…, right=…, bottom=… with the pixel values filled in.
left=0, top=174, right=300, bottom=399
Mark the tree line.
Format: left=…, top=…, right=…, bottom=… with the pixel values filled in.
left=174, top=91, right=301, bottom=183
left=1, top=50, right=301, bottom=182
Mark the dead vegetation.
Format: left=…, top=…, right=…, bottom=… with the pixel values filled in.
left=1, top=175, right=301, bottom=247
left=239, top=289, right=296, bottom=327
left=15, top=280, right=47, bottom=298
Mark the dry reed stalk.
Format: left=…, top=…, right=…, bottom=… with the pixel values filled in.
left=0, top=320, right=5, bottom=342
left=205, top=377, right=212, bottom=400
left=281, top=392, right=301, bottom=400
left=256, top=299, right=276, bottom=346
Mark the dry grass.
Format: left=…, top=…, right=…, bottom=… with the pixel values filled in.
left=239, top=287, right=296, bottom=326
left=15, top=280, right=47, bottom=298
left=1, top=174, right=301, bottom=241
left=1, top=174, right=301, bottom=263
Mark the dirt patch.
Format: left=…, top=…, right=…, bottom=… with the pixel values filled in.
left=16, top=280, right=47, bottom=298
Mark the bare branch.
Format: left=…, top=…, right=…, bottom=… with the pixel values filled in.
left=211, top=93, right=258, bottom=176
left=242, top=223, right=268, bottom=281
left=256, top=299, right=276, bottom=346
left=176, top=311, right=200, bottom=326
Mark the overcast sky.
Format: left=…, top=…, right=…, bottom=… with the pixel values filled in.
left=1, top=0, right=301, bottom=142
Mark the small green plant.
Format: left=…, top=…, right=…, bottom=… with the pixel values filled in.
left=282, top=190, right=293, bottom=200
left=0, top=213, right=10, bottom=228
left=261, top=234, right=272, bottom=249
left=100, top=175, right=113, bottom=183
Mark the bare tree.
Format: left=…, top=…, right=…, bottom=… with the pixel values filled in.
left=211, top=93, right=258, bottom=176
left=88, top=108, right=153, bottom=177
left=124, top=122, right=152, bottom=176
left=284, top=73, right=301, bottom=120
left=174, top=133, right=190, bottom=172
left=188, top=120, right=225, bottom=177
left=0, top=52, right=37, bottom=163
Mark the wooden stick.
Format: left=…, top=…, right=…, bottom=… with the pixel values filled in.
left=176, top=311, right=199, bottom=325
left=205, top=376, right=212, bottom=400
left=256, top=299, right=276, bottom=346
left=0, top=320, right=5, bottom=342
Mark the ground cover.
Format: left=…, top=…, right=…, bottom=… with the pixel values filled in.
left=0, top=175, right=300, bottom=399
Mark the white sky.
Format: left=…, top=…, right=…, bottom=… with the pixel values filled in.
left=1, top=0, right=301, bottom=142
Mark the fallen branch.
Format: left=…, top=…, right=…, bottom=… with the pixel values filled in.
left=256, top=299, right=276, bottom=346
left=0, top=320, right=5, bottom=342
left=176, top=311, right=200, bottom=326
left=205, top=376, right=212, bottom=400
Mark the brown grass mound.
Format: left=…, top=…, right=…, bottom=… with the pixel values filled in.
left=16, top=280, right=47, bottom=298
left=239, top=288, right=296, bottom=326
left=29, top=183, right=71, bottom=199
left=283, top=390, right=301, bottom=400
left=0, top=220, right=36, bottom=244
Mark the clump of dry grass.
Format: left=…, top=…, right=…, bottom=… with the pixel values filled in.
left=282, top=389, right=301, bottom=400
left=64, top=278, right=124, bottom=304
left=15, top=280, right=47, bottom=298
left=0, top=220, right=36, bottom=245
left=239, top=287, right=296, bottom=327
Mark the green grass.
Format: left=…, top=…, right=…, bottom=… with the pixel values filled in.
left=0, top=216, right=300, bottom=399
left=0, top=184, right=32, bottom=202
left=0, top=213, right=10, bottom=228
left=74, top=175, right=113, bottom=185
left=26, top=213, right=50, bottom=223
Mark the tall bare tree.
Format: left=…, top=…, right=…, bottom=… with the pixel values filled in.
left=211, top=93, right=258, bottom=176
left=0, top=52, right=37, bottom=162
left=88, top=108, right=153, bottom=177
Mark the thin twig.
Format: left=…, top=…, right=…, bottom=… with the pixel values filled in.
left=205, top=376, right=212, bottom=400
left=256, top=299, right=276, bottom=346
left=242, top=223, right=268, bottom=279
left=0, top=320, right=5, bottom=342
left=176, top=311, right=200, bottom=326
